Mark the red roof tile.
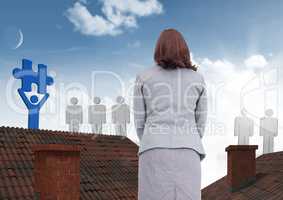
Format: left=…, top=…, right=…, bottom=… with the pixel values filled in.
left=201, top=151, right=283, bottom=200
left=0, top=127, right=139, bottom=199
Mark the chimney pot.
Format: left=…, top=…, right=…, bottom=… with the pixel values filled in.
left=225, top=145, right=258, bottom=192
left=33, top=144, right=81, bottom=200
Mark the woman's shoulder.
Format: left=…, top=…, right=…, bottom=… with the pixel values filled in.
left=136, top=64, right=161, bottom=82
left=136, top=65, right=206, bottom=83
left=191, top=70, right=205, bottom=81
left=178, top=68, right=205, bottom=82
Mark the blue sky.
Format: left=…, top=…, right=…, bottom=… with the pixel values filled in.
left=1, top=0, right=282, bottom=63
left=0, top=0, right=282, bottom=95
left=0, top=0, right=283, bottom=187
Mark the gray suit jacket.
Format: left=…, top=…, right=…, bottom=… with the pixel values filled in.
left=133, top=65, right=207, bottom=160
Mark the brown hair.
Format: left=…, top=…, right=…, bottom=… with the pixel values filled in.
left=154, top=29, right=197, bottom=71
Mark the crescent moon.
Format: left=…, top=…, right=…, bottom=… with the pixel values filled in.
left=14, top=29, right=24, bottom=49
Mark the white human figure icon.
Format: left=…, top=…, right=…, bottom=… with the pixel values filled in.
left=111, top=96, right=130, bottom=136
left=234, top=109, right=254, bottom=145
left=88, top=97, right=106, bottom=134
left=260, top=109, right=278, bottom=154
left=66, top=97, right=83, bottom=133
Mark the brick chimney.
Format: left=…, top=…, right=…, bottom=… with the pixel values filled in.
left=225, top=145, right=258, bottom=192
left=33, top=144, right=81, bottom=200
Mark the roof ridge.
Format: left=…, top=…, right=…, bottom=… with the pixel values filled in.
left=0, top=126, right=130, bottom=139
left=256, top=151, right=283, bottom=160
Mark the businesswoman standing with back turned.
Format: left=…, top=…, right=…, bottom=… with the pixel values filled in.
left=133, top=29, right=207, bottom=200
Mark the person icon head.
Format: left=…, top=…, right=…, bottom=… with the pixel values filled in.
left=241, top=108, right=247, bottom=117
left=116, top=96, right=125, bottom=104
left=93, top=96, right=101, bottom=104
left=265, top=109, right=274, bottom=117
left=70, top=97, right=78, bottom=105
left=30, top=95, right=39, bottom=104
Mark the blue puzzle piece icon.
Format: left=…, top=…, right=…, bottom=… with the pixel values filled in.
left=12, top=59, right=54, bottom=129
left=12, top=59, right=54, bottom=94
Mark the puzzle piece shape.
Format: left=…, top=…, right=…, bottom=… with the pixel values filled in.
left=12, top=58, right=54, bottom=129
left=13, top=59, right=54, bottom=94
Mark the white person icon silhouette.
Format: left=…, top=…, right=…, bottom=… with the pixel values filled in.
left=234, top=108, right=254, bottom=145
left=111, top=96, right=130, bottom=137
left=66, top=97, right=83, bottom=133
left=260, top=109, right=278, bottom=154
left=88, top=97, right=106, bottom=134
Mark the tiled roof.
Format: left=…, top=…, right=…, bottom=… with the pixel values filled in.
left=201, top=151, right=283, bottom=200
left=0, top=126, right=139, bottom=200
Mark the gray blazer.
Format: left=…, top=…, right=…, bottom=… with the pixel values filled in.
left=133, top=65, right=207, bottom=160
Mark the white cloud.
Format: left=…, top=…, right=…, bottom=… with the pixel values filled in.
left=198, top=58, right=236, bottom=83
left=244, top=54, right=268, bottom=69
left=195, top=56, right=275, bottom=187
left=66, top=0, right=163, bottom=36
left=66, top=2, right=121, bottom=36
left=193, top=55, right=283, bottom=187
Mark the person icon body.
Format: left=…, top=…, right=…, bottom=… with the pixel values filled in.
left=88, top=97, right=106, bottom=134
left=260, top=109, right=278, bottom=154
left=112, top=96, right=130, bottom=136
left=66, top=97, right=83, bottom=133
left=18, top=89, right=50, bottom=129
left=234, top=109, right=254, bottom=145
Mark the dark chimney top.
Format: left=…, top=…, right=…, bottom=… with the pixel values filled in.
left=225, top=145, right=258, bottom=192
